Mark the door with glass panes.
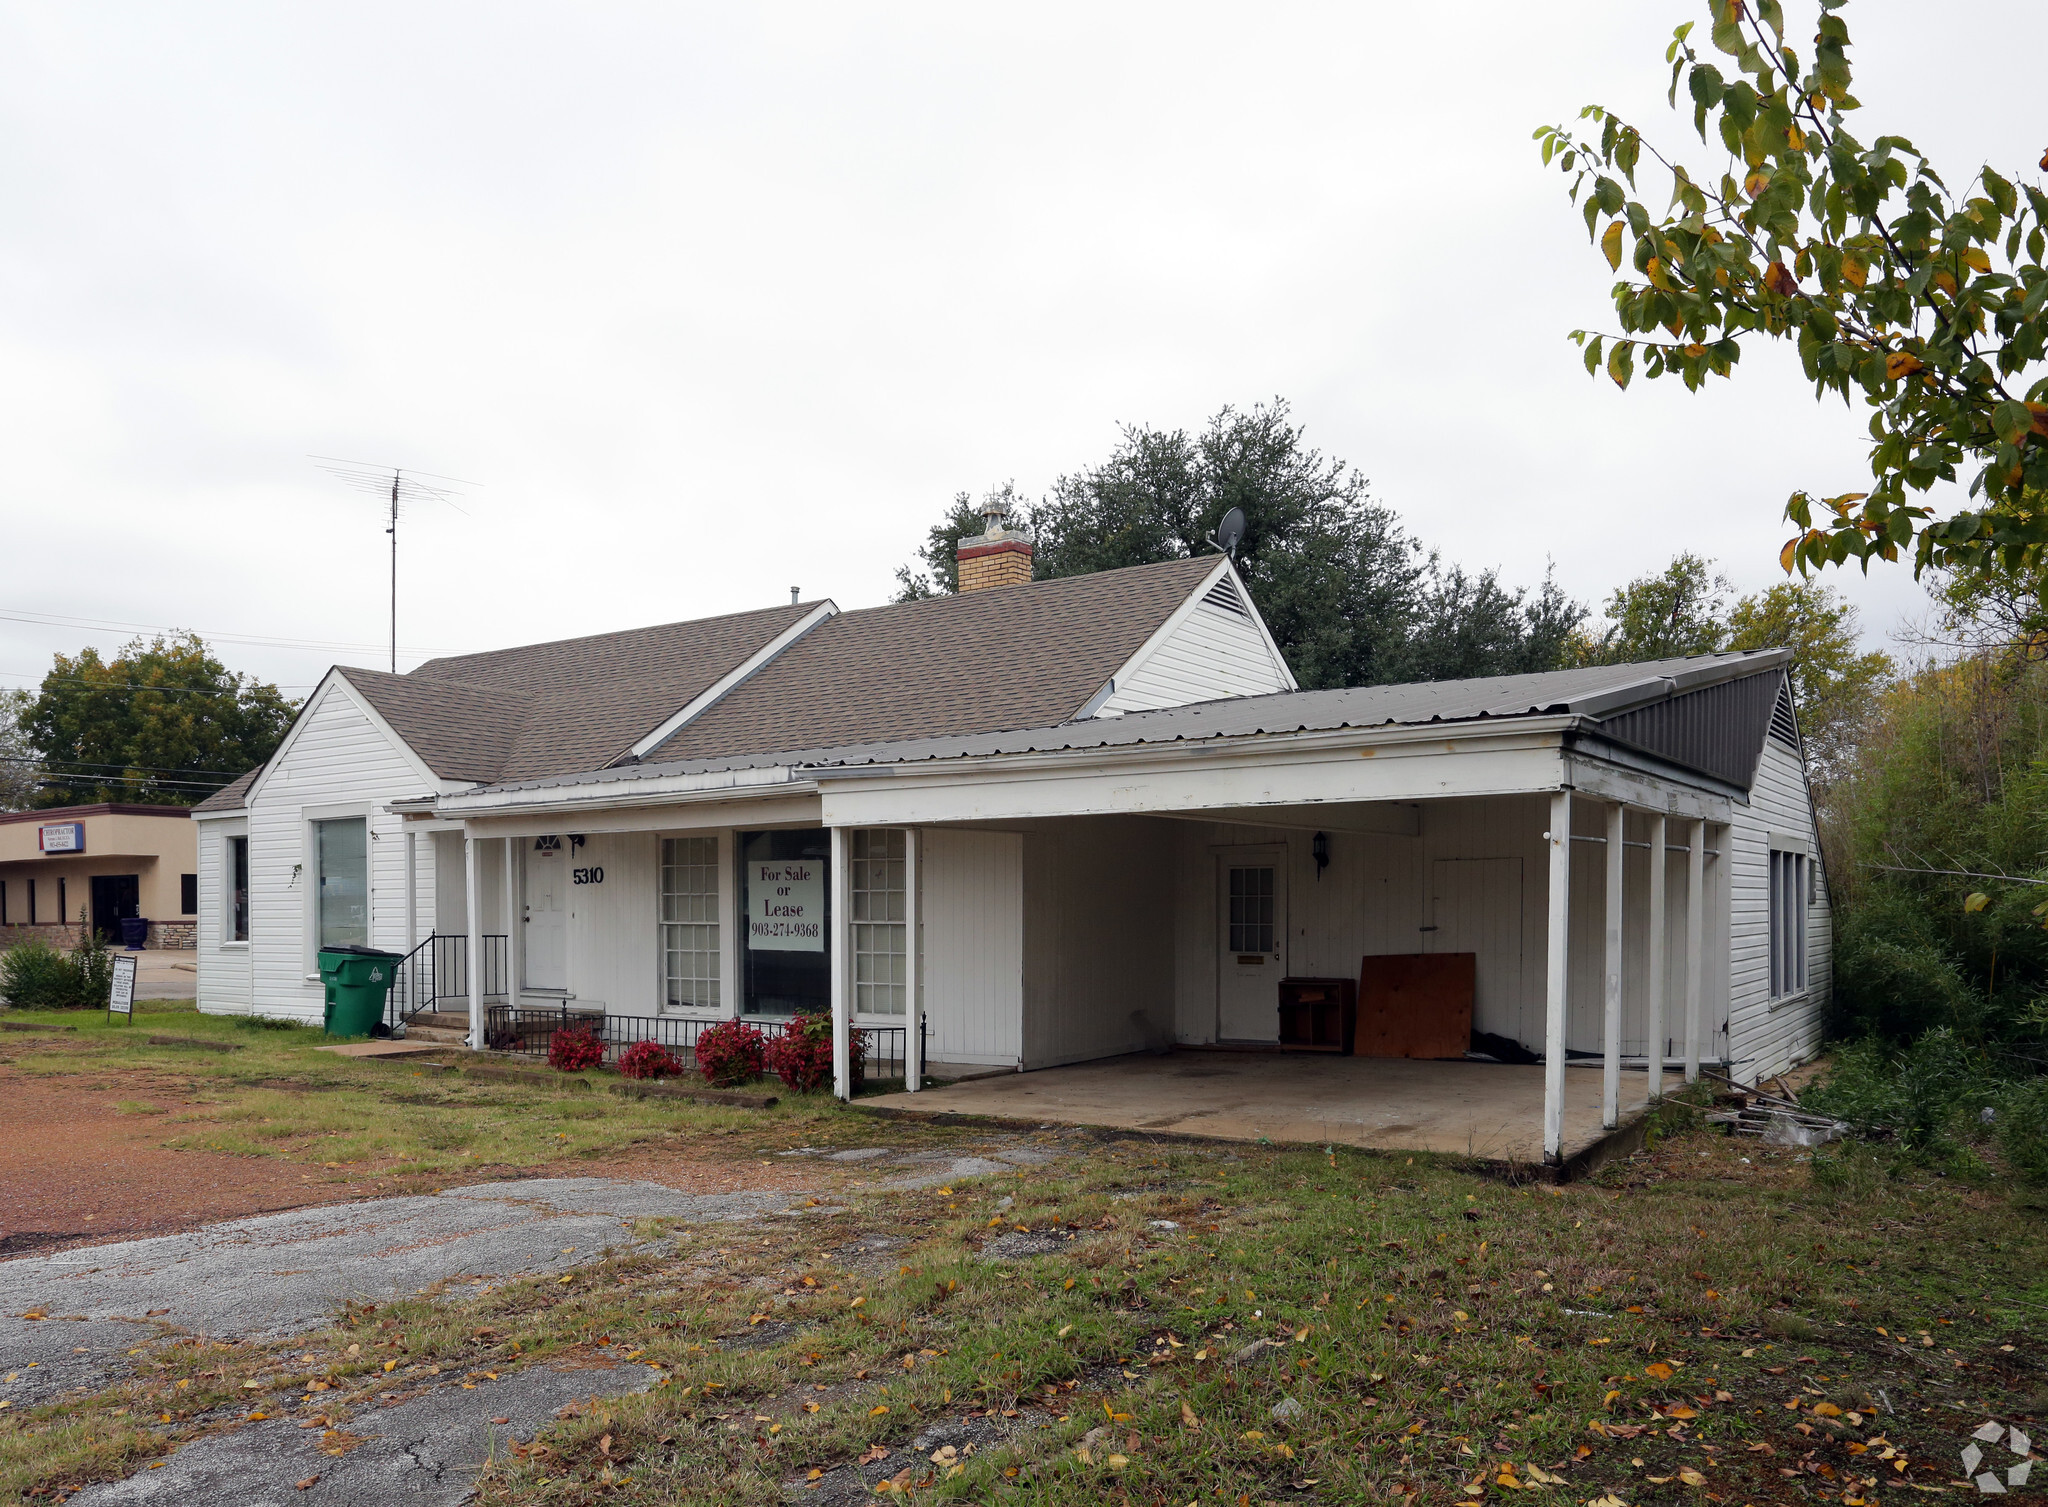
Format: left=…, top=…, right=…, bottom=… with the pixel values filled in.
left=1215, top=847, right=1286, bottom=1042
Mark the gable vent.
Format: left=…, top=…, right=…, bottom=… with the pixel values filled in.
left=1768, top=680, right=1801, bottom=750
left=1203, top=575, right=1250, bottom=617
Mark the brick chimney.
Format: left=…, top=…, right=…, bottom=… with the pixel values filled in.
left=955, top=496, right=1033, bottom=592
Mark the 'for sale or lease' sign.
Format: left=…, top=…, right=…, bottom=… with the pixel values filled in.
left=748, top=861, right=824, bottom=952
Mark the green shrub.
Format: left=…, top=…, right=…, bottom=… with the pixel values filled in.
left=0, top=936, right=79, bottom=1009
left=1, top=918, right=116, bottom=1010
left=1997, top=1077, right=2048, bottom=1186
left=1803, top=1030, right=2000, bottom=1158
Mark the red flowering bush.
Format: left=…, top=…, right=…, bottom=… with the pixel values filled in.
left=548, top=1023, right=605, bottom=1073
left=765, top=1014, right=832, bottom=1091
left=618, top=1039, right=683, bottom=1080
left=764, top=1014, right=868, bottom=1092
left=694, top=1019, right=766, bottom=1087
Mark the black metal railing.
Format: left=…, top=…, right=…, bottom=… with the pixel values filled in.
left=481, top=1007, right=927, bottom=1093
left=386, top=933, right=508, bottom=1028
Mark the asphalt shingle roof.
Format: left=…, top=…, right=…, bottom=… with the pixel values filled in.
left=453, top=649, right=1790, bottom=799
left=643, top=557, right=1219, bottom=765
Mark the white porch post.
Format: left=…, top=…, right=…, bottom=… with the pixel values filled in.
left=1685, top=818, right=1706, bottom=1084
left=503, top=836, right=519, bottom=1008
left=1645, top=811, right=1668, bottom=1102
left=830, top=825, right=851, bottom=1101
left=404, top=830, right=418, bottom=954
left=1602, top=801, right=1624, bottom=1130
left=904, top=827, right=922, bottom=1093
left=1543, top=789, right=1572, bottom=1163
left=464, top=833, right=482, bottom=1050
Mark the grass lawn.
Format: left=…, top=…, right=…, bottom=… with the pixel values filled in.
left=2, top=1003, right=2043, bottom=1504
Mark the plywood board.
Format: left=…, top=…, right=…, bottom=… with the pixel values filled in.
left=1356, top=952, right=1474, bottom=1060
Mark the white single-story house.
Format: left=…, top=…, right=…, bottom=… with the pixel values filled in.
left=194, top=512, right=1830, bottom=1165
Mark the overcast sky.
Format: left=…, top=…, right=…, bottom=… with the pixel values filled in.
left=3, top=1, right=2042, bottom=694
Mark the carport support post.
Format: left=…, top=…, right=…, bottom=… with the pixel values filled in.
left=1645, top=811, right=1668, bottom=1102
left=904, top=828, right=922, bottom=1093
left=1602, top=801, right=1624, bottom=1130
left=464, top=834, right=482, bottom=1050
left=1685, top=818, right=1706, bottom=1084
left=404, top=829, right=418, bottom=954
left=1543, top=788, right=1572, bottom=1164
left=504, top=837, right=518, bottom=1006
left=830, top=825, right=852, bottom=1101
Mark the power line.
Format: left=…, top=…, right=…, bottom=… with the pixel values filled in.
left=0, top=605, right=462, bottom=657
left=0, top=754, right=254, bottom=778
left=0, top=671, right=317, bottom=696
left=31, top=772, right=232, bottom=792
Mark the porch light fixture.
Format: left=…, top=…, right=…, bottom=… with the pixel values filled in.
left=1312, top=831, right=1329, bottom=880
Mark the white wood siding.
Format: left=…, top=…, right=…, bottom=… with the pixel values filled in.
left=1022, top=817, right=1177, bottom=1068
left=1101, top=596, right=1292, bottom=714
left=1422, top=796, right=1551, bottom=1047
left=921, top=830, right=1024, bottom=1065
left=194, top=814, right=252, bottom=1014
left=563, top=831, right=660, bottom=1014
left=1727, top=738, right=1830, bottom=1081
left=238, top=680, right=439, bottom=1022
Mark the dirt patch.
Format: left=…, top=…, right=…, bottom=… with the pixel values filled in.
left=0, top=1067, right=352, bottom=1253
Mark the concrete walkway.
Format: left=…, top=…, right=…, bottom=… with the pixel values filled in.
left=871, top=1051, right=1640, bottom=1164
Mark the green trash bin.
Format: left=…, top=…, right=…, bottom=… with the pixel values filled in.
left=317, top=945, right=403, bottom=1037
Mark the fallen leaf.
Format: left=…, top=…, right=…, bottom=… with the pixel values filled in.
left=1812, top=1402, right=1843, bottom=1418
left=1181, top=1401, right=1201, bottom=1429
left=296, top=1477, right=319, bottom=1491
left=1679, top=1466, right=1708, bottom=1486
left=858, top=1443, right=889, bottom=1465
left=1645, top=1362, right=1674, bottom=1380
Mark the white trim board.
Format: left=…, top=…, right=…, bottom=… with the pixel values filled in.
left=628, top=601, right=840, bottom=760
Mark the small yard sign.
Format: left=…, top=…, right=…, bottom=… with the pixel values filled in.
left=749, top=860, right=824, bottom=951
left=39, top=822, right=85, bottom=853
left=108, top=953, right=136, bottom=1021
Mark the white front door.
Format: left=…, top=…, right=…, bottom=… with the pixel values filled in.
left=523, top=836, right=569, bottom=992
left=1216, top=849, right=1285, bottom=1042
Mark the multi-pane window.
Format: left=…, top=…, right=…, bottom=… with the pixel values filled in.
left=315, top=818, right=368, bottom=948
left=1769, top=848, right=1809, bottom=998
left=851, top=829, right=906, bottom=1016
left=1228, top=865, right=1276, bottom=954
left=661, top=836, right=721, bottom=1010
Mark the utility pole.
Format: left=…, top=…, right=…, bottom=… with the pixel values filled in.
left=389, top=470, right=400, bottom=674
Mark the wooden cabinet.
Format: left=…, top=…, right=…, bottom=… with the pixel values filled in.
left=1276, top=976, right=1357, bottom=1053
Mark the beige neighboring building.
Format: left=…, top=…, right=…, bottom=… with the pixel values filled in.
left=0, top=804, right=198, bottom=949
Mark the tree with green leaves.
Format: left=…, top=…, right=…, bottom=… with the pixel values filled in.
left=894, top=401, right=1585, bottom=689
left=1573, top=552, right=1734, bottom=663
left=22, top=635, right=297, bottom=808
left=1535, top=0, right=2048, bottom=585
left=0, top=691, right=40, bottom=812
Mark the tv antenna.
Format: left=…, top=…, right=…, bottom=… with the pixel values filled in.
left=311, top=458, right=476, bottom=672
left=1207, top=506, right=1246, bottom=560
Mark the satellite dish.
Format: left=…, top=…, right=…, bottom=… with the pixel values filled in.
left=1213, top=506, right=1246, bottom=559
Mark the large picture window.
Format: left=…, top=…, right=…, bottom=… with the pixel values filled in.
left=661, top=836, right=721, bottom=1010
left=315, top=817, right=368, bottom=949
left=851, top=828, right=906, bottom=1016
left=1769, top=848, right=1808, bottom=999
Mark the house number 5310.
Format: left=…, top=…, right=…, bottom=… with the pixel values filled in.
left=571, top=866, right=604, bottom=885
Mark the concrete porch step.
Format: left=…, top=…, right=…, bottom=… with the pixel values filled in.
left=403, top=1012, right=472, bottom=1044
left=405, top=1025, right=470, bottom=1044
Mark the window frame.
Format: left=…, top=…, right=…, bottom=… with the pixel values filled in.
left=228, top=834, right=250, bottom=944
left=660, top=834, right=723, bottom=1013
left=313, top=815, right=370, bottom=951
left=850, top=828, right=908, bottom=1018
left=1768, top=845, right=1809, bottom=1001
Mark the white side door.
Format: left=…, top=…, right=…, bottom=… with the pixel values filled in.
left=523, top=836, right=569, bottom=993
left=1424, top=857, right=1524, bottom=1040
left=1215, top=846, right=1286, bottom=1042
